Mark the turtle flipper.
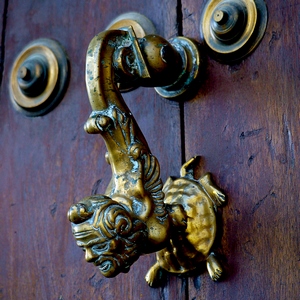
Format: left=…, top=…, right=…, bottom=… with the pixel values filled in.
left=206, top=252, right=223, bottom=281
left=145, top=261, right=162, bottom=287
left=179, top=157, right=226, bottom=210
left=199, top=173, right=226, bottom=210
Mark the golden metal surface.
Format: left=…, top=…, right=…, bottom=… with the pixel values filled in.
left=200, top=0, right=268, bottom=62
left=146, top=157, right=225, bottom=286
left=106, top=13, right=201, bottom=98
left=106, top=12, right=156, bottom=92
left=106, top=12, right=156, bottom=38
left=68, top=14, right=225, bottom=287
left=9, top=38, right=69, bottom=117
left=155, top=36, right=201, bottom=98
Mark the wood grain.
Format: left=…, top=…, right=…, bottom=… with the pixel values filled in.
left=0, top=0, right=7, bottom=87
left=2, top=0, right=299, bottom=299
left=0, top=0, right=185, bottom=299
left=182, top=0, right=300, bottom=299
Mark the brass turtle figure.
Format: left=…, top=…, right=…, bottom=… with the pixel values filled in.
left=145, top=156, right=226, bottom=286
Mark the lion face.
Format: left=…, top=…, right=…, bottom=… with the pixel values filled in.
left=68, top=195, right=148, bottom=277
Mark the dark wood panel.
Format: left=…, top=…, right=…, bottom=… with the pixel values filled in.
left=0, top=1, right=186, bottom=299
left=182, top=0, right=300, bottom=299
left=0, top=0, right=7, bottom=87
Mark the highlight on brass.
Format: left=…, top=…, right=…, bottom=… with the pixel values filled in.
left=68, top=13, right=226, bottom=287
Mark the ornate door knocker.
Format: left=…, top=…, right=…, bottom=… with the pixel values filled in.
left=68, top=5, right=267, bottom=286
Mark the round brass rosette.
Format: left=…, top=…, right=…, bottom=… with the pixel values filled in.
left=200, top=0, right=268, bottom=63
left=10, top=38, right=69, bottom=117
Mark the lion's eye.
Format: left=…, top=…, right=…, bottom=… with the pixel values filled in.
left=79, top=205, right=87, bottom=215
left=93, top=244, right=107, bottom=251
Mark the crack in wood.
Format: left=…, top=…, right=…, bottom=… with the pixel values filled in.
left=239, top=128, right=264, bottom=140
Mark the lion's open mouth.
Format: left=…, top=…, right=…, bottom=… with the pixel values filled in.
left=94, top=256, right=121, bottom=277
left=98, top=260, right=112, bottom=272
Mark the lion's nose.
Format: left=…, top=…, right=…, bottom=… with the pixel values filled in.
left=85, top=248, right=98, bottom=262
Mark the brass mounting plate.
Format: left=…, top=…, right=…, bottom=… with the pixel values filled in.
left=155, top=37, right=201, bottom=99
left=200, top=0, right=268, bottom=63
left=9, top=38, right=69, bottom=117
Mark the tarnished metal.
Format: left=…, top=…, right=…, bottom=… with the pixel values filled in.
left=68, top=15, right=226, bottom=287
left=155, top=36, right=201, bottom=99
left=106, top=13, right=201, bottom=98
left=9, top=38, right=69, bottom=117
left=200, top=0, right=268, bottom=62
left=106, top=12, right=157, bottom=92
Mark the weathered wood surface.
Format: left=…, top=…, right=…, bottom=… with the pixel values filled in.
left=0, top=0, right=7, bottom=86
left=0, top=0, right=185, bottom=299
left=182, top=0, right=300, bottom=299
left=1, top=0, right=299, bottom=299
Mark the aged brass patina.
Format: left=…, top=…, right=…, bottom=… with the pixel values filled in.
left=68, top=15, right=226, bottom=287
left=200, top=0, right=268, bottom=62
left=10, top=38, right=69, bottom=116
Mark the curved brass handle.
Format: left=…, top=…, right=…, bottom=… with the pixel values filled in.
left=68, top=18, right=226, bottom=286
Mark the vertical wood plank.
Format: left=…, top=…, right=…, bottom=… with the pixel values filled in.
left=0, top=0, right=186, bottom=299
left=0, top=0, right=8, bottom=87
left=181, top=0, right=300, bottom=299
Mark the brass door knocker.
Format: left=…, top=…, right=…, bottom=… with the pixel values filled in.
left=68, top=12, right=229, bottom=287
left=67, top=12, right=227, bottom=286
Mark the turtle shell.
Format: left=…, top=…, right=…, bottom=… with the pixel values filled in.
left=163, top=176, right=217, bottom=260
left=156, top=175, right=217, bottom=273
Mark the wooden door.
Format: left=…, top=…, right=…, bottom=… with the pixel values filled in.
left=0, top=1, right=299, bottom=299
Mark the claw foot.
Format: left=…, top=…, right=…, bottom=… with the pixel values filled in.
left=206, top=253, right=223, bottom=281
left=145, top=262, right=162, bottom=287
